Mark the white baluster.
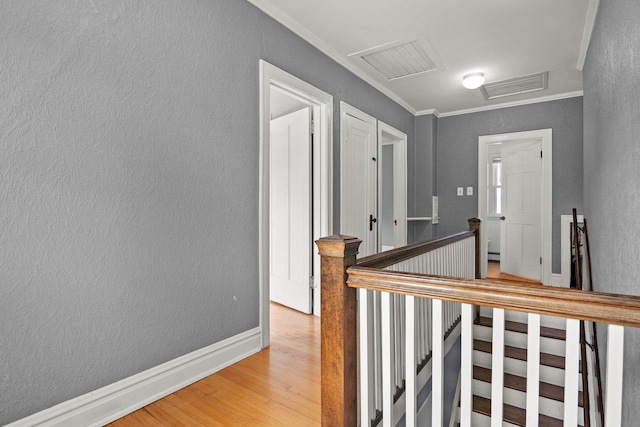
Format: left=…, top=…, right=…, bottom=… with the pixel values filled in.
left=405, top=295, right=417, bottom=427
left=381, top=291, right=395, bottom=427
left=432, top=299, right=444, bottom=426
left=605, top=324, right=624, bottom=427
left=491, top=308, right=505, bottom=427
left=526, top=313, right=541, bottom=427
left=460, top=303, right=474, bottom=427
left=398, top=295, right=405, bottom=390
left=563, top=318, right=580, bottom=426
left=375, top=291, right=383, bottom=411
left=359, top=288, right=372, bottom=426
left=418, top=298, right=424, bottom=365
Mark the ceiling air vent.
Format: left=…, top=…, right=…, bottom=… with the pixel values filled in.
left=352, top=39, right=440, bottom=81
left=480, top=71, right=549, bottom=100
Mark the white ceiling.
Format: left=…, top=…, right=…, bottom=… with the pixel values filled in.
left=249, top=0, right=598, bottom=116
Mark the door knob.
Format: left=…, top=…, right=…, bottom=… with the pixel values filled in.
left=500, top=216, right=506, bottom=220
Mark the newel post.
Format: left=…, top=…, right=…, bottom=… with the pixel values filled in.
left=468, top=218, right=482, bottom=279
left=316, top=235, right=362, bottom=427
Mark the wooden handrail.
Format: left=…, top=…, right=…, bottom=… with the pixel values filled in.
left=357, top=218, right=481, bottom=279
left=315, top=221, right=479, bottom=425
left=346, top=267, right=640, bottom=328
left=357, top=230, right=475, bottom=268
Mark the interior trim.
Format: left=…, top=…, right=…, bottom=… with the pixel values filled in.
left=433, top=91, right=584, bottom=118
left=6, top=328, right=262, bottom=427
left=576, top=0, right=600, bottom=71
left=259, top=60, right=334, bottom=329
left=248, top=0, right=417, bottom=115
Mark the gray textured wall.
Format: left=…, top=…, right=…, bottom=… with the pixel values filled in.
left=436, top=97, right=584, bottom=273
left=583, top=0, right=640, bottom=423
left=0, top=0, right=414, bottom=423
left=409, top=114, right=437, bottom=243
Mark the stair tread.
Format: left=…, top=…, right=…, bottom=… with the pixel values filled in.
left=473, top=365, right=584, bottom=406
left=475, top=316, right=566, bottom=341
left=472, top=395, right=578, bottom=427
left=474, top=339, right=565, bottom=369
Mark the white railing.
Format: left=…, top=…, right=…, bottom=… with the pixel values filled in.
left=317, top=225, right=637, bottom=427
left=355, top=225, right=479, bottom=426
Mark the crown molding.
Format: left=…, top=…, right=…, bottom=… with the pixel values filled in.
left=576, top=0, right=600, bottom=71
left=437, top=91, right=583, bottom=118
left=249, top=0, right=586, bottom=119
left=415, top=108, right=440, bottom=117
left=248, top=0, right=417, bottom=115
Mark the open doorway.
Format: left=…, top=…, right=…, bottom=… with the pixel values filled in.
left=478, top=129, right=552, bottom=284
left=259, top=61, right=333, bottom=348
left=378, top=121, right=407, bottom=251
left=269, top=94, right=312, bottom=314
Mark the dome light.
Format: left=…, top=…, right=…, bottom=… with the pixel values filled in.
left=462, top=72, right=485, bottom=89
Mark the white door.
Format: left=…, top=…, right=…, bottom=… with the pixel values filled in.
left=341, top=107, right=377, bottom=257
left=500, top=139, right=542, bottom=280
left=270, top=107, right=312, bottom=313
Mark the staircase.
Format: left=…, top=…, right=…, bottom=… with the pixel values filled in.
left=455, top=306, right=585, bottom=427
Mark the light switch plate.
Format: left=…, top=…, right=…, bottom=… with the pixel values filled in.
left=467, top=186, right=473, bottom=196
left=457, top=187, right=463, bottom=196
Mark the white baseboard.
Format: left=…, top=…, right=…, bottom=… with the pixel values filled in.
left=8, top=327, right=262, bottom=427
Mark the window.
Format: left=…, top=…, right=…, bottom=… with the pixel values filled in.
left=489, top=156, right=502, bottom=215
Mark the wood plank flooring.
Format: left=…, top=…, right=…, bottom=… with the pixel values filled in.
left=487, top=261, right=541, bottom=284
left=108, top=303, right=320, bottom=426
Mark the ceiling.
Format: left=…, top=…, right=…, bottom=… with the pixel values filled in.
left=249, top=0, right=599, bottom=116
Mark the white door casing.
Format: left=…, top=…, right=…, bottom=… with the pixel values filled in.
left=500, top=139, right=542, bottom=281
left=269, top=107, right=312, bottom=313
left=478, top=129, right=552, bottom=284
left=259, top=60, right=333, bottom=347
left=340, top=103, right=377, bottom=257
left=378, top=121, right=407, bottom=251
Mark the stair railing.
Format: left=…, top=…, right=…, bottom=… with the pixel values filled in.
left=318, top=225, right=639, bottom=427
left=572, top=208, right=606, bottom=427
left=316, top=219, right=480, bottom=427
left=356, top=219, right=480, bottom=426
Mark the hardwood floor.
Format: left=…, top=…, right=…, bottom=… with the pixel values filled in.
left=487, top=260, right=541, bottom=284
left=107, top=303, right=320, bottom=426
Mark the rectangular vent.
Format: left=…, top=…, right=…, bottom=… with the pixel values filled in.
left=360, top=41, right=437, bottom=80
left=480, top=72, right=549, bottom=100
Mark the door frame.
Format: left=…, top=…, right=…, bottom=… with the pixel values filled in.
left=259, top=60, right=333, bottom=348
left=477, top=129, right=552, bottom=284
left=377, top=121, right=407, bottom=250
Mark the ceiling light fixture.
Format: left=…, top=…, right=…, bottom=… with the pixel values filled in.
left=462, top=72, right=485, bottom=89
